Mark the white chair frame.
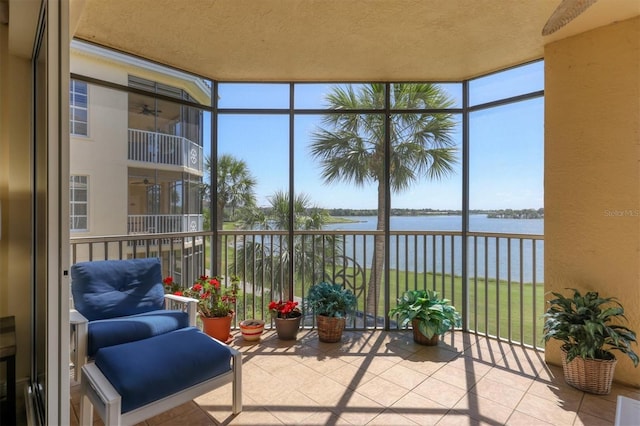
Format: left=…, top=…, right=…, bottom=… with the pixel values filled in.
left=79, top=337, right=242, bottom=426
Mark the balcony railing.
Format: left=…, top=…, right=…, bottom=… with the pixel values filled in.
left=128, top=128, right=204, bottom=173
left=127, top=214, right=204, bottom=234
left=69, top=229, right=544, bottom=349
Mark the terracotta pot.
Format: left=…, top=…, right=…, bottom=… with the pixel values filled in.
left=274, top=315, right=302, bottom=340
left=201, top=314, right=233, bottom=343
left=316, top=315, right=345, bottom=343
left=411, top=319, right=439, bottom=346
left=239, top=319, right=265, bottom=342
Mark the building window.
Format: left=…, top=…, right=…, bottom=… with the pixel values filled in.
left=70, top=80, right=88, bottom=136
left=70, top=175, right=88, bottom=231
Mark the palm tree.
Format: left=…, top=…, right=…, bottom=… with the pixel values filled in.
left=232, top=190, right=338, bottom=301
left=310, top=83, right=459, bottom=316
left=204, top=154, right=257, bottom=273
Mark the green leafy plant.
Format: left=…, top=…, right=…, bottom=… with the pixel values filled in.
left=389, top=289, right=462, bottom=339
left=542, top=288, right=638, bottom=366
left=306, top=282, right=357, bottom=318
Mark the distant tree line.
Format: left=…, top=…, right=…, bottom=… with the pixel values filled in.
left=326, top=208, right=461, bottom=217
left=486, top=208, right=544, bottom=219
left=325, top=208, right=544, bottom=219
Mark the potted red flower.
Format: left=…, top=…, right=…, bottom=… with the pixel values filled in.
left=269, top=299, right=302, bottom=340
left=164, top=274, right=239, bottom=343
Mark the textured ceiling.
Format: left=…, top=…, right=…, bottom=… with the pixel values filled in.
left=72, top=0, right=640, bottom=82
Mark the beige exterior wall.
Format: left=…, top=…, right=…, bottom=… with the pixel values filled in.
left=70, top=84, right=129, bottom=238
left=544, top=16, right=640, bottom=387
left=0, top=23, right=36, bottom=382
left=70, top=45, right=209, bottom=244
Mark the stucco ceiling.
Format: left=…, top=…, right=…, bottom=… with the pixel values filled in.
left=71, top=0, right=640, bottom=82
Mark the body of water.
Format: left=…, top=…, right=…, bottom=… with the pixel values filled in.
left=323, top=215, right=544, bottom=282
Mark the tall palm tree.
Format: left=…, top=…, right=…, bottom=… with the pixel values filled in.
left=310, top=83, right=458, bottom=316
left=204, top=154, right=257, bottom=273
left=232, top=190, right=338, bottom=301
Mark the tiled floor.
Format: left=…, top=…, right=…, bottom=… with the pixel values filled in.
left=70, top=330, right=640, bottom=425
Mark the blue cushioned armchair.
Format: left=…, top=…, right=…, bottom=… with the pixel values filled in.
left=70, top=258, right=197, bottom=379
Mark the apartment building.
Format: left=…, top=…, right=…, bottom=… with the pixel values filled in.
left=70, top=41, right=210, bottom=278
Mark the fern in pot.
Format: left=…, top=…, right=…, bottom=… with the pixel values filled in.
left=542, top=288, right=638, bottom=394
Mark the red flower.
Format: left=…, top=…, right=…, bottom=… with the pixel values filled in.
left=173, top=290, right=183, bottom=296
left=269, top=300, right=301, bottom=319
left=163, top=274, right=240, bottom=318
left=163, top=276, right=173, bottom=286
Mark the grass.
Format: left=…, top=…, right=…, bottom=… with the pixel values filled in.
left=202, top=234, right=545, bottom=348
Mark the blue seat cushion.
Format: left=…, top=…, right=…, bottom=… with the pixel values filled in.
left=87, top=310, right=190, bottom=357
left=94, top=327, right=233, bottom=414
left=71, top=258, right=165, bottom=321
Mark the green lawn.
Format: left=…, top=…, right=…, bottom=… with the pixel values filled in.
left=205, top=235, right=545, bottom=348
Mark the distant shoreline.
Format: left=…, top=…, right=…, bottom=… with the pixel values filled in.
left=325, top=208, right=544, bottom=221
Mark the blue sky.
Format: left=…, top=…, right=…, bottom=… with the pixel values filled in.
left=206, top=61, right=544, bottom=211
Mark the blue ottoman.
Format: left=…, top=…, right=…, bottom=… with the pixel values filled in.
left=80, top=327, right=242, bottom=425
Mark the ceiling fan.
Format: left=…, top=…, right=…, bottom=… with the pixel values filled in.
left=542, top=0, right=598, bottom=35
left=130, top=178, right=155, bottom=186
left=132, top=104, right=162, bottom=116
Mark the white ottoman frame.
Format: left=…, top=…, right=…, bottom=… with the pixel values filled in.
left=80, top=343, right=242, bottom=426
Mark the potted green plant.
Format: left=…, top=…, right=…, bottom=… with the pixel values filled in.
left=306, top=282, right=357, bottom=343
left=389, top=289, right=461, bottom=345
left=542, top=288, right=638, bottom=394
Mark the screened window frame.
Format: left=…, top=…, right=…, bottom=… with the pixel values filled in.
left=69, top=175, right=89, bottom=232
left=70, top=79, right=88, bottom=136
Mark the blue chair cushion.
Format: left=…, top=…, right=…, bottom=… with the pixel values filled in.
left=71, top=258, right=165, bottom=321
left=94, top=327, right=232, bottom=414
left=87, top=310, right=190, bottom=357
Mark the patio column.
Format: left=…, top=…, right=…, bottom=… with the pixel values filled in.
left=544, top=16, right=640, bottom=387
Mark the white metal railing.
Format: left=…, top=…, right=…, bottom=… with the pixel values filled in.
left=127, top=214, right=204, bottom=234
left=128, top=129, right=203, bottom=173
left=69, top=229, right=544, bottom=348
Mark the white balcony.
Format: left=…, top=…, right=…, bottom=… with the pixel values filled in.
left=128, top=214, right=204, bottom=234
left=128, top=128, right=204, bottom=174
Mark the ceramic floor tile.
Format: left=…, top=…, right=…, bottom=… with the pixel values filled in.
left=526, top=375, right=585, bottom=407
left=484, top=365, right=535, bottom=392
left=329, top=389, right=385, bottom=425
left=445, top=354, right=494, bottom=376
left=506, top=410, right=554, bottom=425
left=331, top=362, right=377, bottom=390
left=412, top=377, right=468, bottom=408
left=431, top=363, right=483, bottom=390
left=578, top=393, right=618, bottom=423
left=299, top=352, right=351, bottom=375
left=452, top=393, right=515, bottom=424
left=259, top=389, right=325, bottom=425
left=378, top=362, right=430, bottom=390
left=68, top=332, right=636, bottom=426
left=470, top=376, right=526, bottom=409
left=366, top=408, right=421, bottom=425
left=298, top=375, right=353, bottom=406
left=572, top=412, right=617, bottom=426
left=515, top=392, right=579, bottom=425
left=354, top=375, right=410, bottom=407
left=390, top=390, right=449, bottom=425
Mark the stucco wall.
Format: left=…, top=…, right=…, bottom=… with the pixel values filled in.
left=544, top=17, right=640, bottom=387
left=0, top=24, right=35, bottom=383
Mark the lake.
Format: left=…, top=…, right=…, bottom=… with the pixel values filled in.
left=323, top=214, right=544, bottom=282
